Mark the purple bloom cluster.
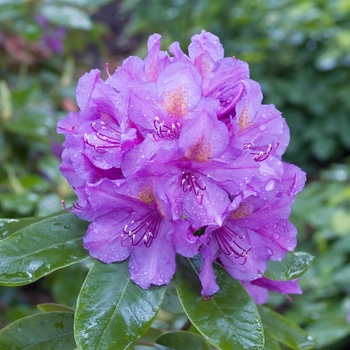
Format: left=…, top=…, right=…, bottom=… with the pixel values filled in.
left=35, top=16, right=66, bottom=54
left=57, top=31, right=306, bottom=298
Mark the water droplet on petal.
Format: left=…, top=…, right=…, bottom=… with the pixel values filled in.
left=264, top=179, right=275, bottom=192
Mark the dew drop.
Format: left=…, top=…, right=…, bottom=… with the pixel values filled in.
left=264, top=179, right=275, bottom=192
left=259, top=124, right=266, bottom=131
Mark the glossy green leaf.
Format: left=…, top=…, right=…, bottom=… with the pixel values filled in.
left=0, top=217, right=41, bottom=240
left=0, top=311, right=75, bottom=349
left=40, top=5, right=92, bottom=29
left=37, top=303, right=75, bottom=313
left=156, top=331, right=212, bottom=350
left=174, top=255, right=264, bottom=350
left=74, top=259, right=167, bottom=350
left=264, top=252, right=314, bottom=280
left=259, top=306, right=316, bottom=350
left=0, top=212, right=89, bottom=286
left=161, top=280, right=184, bottom=314
left=264, top=330, right=282, bottom=350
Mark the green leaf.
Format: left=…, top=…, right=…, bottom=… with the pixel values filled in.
left=0, top=311, right=76, bottom=349
left=37, top=303, right=75, bottom=313
left=40, top=5, right=92, bottom=30
left=74, top=259, right=167, bottom=350
left=264, top=330, right=282, bottom=350
left=0, top=217, right=41, bottom=240
left=156, top=331, right=212, bottom=350
left=305, top=315, right=350, bottom=348
left=48, top=262, right=89, bottom=308
left=161, top=280, right=184, bottom=314
left=174, top=255, right=264, bottom=350
left=0, top=212, right=89, bottom=286
left=264, top=252, right=314, bottom=280
left=259, top=306, right=316, bottom=350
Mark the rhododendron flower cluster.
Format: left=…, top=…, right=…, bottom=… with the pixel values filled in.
left=57, top=30, right=306, bottom=298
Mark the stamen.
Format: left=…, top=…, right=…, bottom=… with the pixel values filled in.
left=105, top=63, right=112, bottom=80
left=61, top=199, right=83, bottom=212
left=214, top=225, right=251, bottom=265
left=181, top=169, right=207, bottom=204
left=61, top=199, right=72, bottom=212
left=246, top=142, right=280, bottom=162
left=182, top=170, right=206, bottom=194
left=153, top=117, right=181, bottom=140
left=84, top=120, right=121, bottom=152
left=121, top=210, right=162, bottom=247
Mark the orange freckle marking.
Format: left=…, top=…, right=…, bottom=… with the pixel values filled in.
left=186, top=134, right=211, bottom=162
left=164, top=85, right=188, bottom=118
left=230, top=203, right=251, bottom=219
left=238, top=106, right=250, bottom=131
left=138, top=186, right=155, bottom=205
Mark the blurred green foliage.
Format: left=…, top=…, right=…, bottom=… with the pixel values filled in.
left=284, top=160, right=350, bottom=349
left=1, top=0, right=350, bottom=349
left=0, top=0, right=114, bottom=219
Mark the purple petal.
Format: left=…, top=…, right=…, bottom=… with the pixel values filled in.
left=252, top=277, right=302, bottom=295
left=188, top=30, right=224, bottom=62
left=76, top=69, right=101, bottom=110
left=144, top=33, right=162, bottom=82
left=128, top=223, right=176, bottom=289
left=83, top=211, right=132, bottom=263
left=172, top=224, right=201, bottom=257
left=179, top=111, right=229, bottom=161
left=203, top=58, right=250, bottom=98
left=157, top=62, right=202, bottom=118
left=241, top=281, right=269, bottom=305
left=199, top=241, right=220, bottom=296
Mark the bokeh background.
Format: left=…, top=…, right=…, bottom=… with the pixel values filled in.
left=1, top=0, right=350, bottom=348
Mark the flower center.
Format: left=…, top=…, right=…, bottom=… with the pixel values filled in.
left=84, top=120, right=121, bottom=152
left=214, top=225, right=251, bottom=264
left=121, top=210, right=162, bottom=247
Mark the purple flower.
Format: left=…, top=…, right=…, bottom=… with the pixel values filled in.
left=57, top=30, right=306, bottom=294
left=35, top=15, right=66, bottom=54
left=198, top=163, right=305, bottom=296
left=81, top=177, right=199, bottom=288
